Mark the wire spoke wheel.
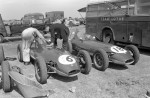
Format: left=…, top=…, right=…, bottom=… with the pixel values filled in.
left=34, top=56, right=47, bottom=84
left=93, top=49, right=109, bottom=71
left=95, top=53, right=103, bottom=67
left=78, top=54, right=86, bottom=69
left=77, top=50, right=92, bottom=74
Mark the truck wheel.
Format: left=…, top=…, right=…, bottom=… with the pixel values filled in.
left=17, top=44, right=23, bottom=62
left=77, top=50, right=92, bottom=74
left=102, top=30, right=114, bottom=44
left=93, top=49, right=109, bottom=71
left=0, top=46, right=5, bottom=65
left=35, top=56, right=47, bottom=84
left=2, top=61, right=13, bottom=92
left=125, top=45, right=140, bottom=65
left=67, top=41, right=73, bottom=53
left=0, top=34, right=4, bottom=43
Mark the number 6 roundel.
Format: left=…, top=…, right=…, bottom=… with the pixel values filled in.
left=58, top=55, right=76, bottom=65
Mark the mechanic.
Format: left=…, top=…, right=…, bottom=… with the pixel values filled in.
left=50, top=18, right=70, bottom=50
left=21, top=27, right=45, bottom=65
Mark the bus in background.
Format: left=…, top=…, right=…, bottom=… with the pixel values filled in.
left=22, top=13, right=44, bottom=25
left=86, top=0, right=150, bottom=49
left=45, top=11, right=64, bottom=23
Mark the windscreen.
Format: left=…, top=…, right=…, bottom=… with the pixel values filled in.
left=136, top=0, right=150, bottom=15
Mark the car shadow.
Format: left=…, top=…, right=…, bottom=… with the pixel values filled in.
left=139, top=48, right=150, bottom=56
left=108, top=62, right=128, bottom=70
left=48, top=73, right=78, bottom=82
left=13, top=86, right=24, bottom=97
left=92, top=63, right=128, bottom=71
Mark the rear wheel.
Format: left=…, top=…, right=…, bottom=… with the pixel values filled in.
left=2, top=61, right=13, bottom=92
left=125, top=45, right=140, bottom=65
left=93, top=49, right=109, bottom=71
left=17, top=44, right=23, bottom=62
left=77, top=50, right=92, bottom=74
left=0, top=46, right=5, bottom=64
left=35, top=56, right=47, bottom=84
left=102, top=30, right=114, bottom=44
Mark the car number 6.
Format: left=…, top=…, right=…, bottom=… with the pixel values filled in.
left=58, top=55, right=76, bottom=65
left=66, top=56, right=73, bottom=62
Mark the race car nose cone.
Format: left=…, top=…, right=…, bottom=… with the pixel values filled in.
left=110, top=53, right=133, bottom=64
left=57, top=61, right=80, bottom=75
left=69, top=70, right=80, bottom=75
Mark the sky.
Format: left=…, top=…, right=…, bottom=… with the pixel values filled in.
left=0, top=0, right=109, bottom=20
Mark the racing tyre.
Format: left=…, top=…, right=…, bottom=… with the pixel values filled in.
left=77, top=50, right=92, bottom=74
left=102, top=30, right=114, bottom=44
left=93, top=49, right=109, bottom=71
left=17, top=44, right=23, bottom=62
left=67, top=41, right=73, bottom=53
left=35, top=56, right=47, bottom=84
left=0, top=46, right=5, bottom=64
left=125, top=45, right=140, bottom=65
left=2, top=61, right=13, bottom=92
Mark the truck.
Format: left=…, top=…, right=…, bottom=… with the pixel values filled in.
left=85, top=0, right=150, bottom=49
left=21, top=13, right=45, bottom=25
left=45, top=11, right=64, bottom=23
left=9, top=13, right=46, bottom=36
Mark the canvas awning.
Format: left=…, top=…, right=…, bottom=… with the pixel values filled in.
left=78, top=7, right=86, bottom=12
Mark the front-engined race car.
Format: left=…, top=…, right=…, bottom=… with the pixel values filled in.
left=68, top=31, right=140, bottom=71
left=17, top=37, right=92, bottom=84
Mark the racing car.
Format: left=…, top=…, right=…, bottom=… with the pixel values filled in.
left=68, top=31, right=140, bottom=71
left=17, top=37, right=92, bottom=84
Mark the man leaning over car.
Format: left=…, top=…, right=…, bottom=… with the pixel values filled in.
left=21, top=27, right=45, bottom=65
left=50, top=18, right=70, bottom=50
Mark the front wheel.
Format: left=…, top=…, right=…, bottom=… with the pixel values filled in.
left=93, top=49, right=109, bottom=71
left=77, top=50, right=92, bottom=74
left=35, top=56, right=47, bottom=84
left=2, top=61, right=13, bottom=92
left=125, top=45, right=140, bottom=65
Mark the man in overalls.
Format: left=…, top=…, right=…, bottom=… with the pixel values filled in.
left=21, top=27, right=45, bottom=65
